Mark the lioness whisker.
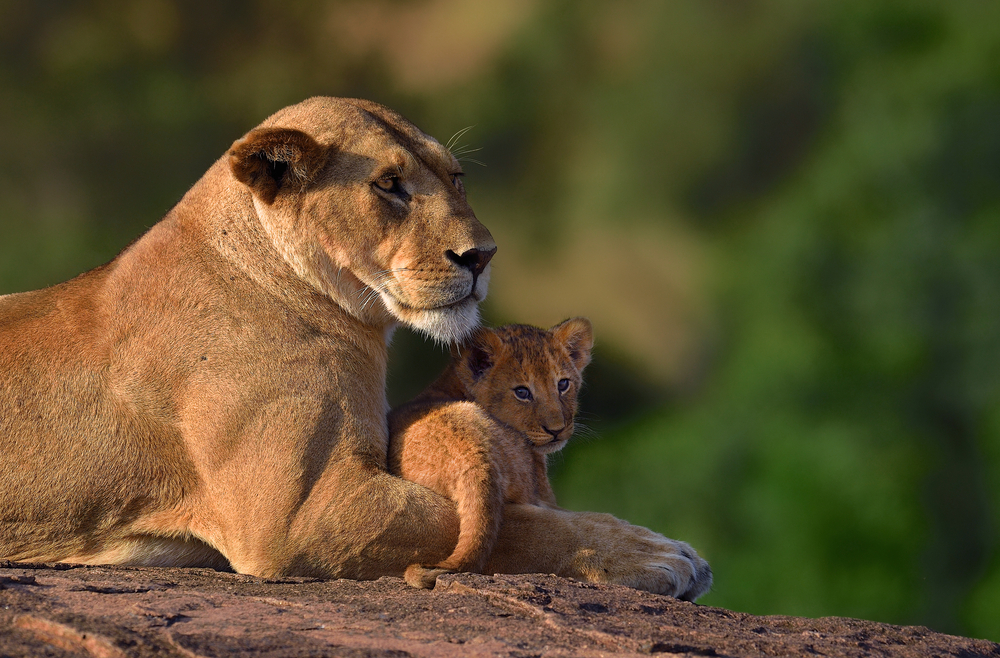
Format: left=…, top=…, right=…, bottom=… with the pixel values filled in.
left=359, top=270, right=404, bottom=310
left=360, top=269, right=406, bottom=294
left=358, top=284, right=387, bottom=311
left=458, top=157, right=487, bottom=168
left=451, top=146, right=483, bottom=157
left=354, top=278, right=385, bottom=310
left=445, top=125, right=475, bottom=152
left=362, top=272, right=406, bottom=302
left=362, top=293, right=382, bottom=313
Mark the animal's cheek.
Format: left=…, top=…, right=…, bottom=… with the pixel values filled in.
left=493, top=399, right=527, bottom=432
left=378, top=235, right=414, bottom=270
left=303, top=193, right=379, bottom=248
left=561, top=400, right=577, bottom=422
left=381, top=229, right=432, bottom=276
left=317, top=189, right=397, bottom=234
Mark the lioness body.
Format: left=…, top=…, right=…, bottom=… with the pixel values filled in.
left=0, top=97, right=711, bottom=599
left=389, top=320, right=592, bottom=586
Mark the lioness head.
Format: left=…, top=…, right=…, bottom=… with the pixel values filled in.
left=453, top=319, right=594, bottom=454
left=228, top=97, right=495, bottom=343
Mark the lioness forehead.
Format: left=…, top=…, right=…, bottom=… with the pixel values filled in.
left=260, top=96, right=457, bottom=173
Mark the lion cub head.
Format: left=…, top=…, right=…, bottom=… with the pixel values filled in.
left=454, top=318, right=594, bottom=454
left=227, top=97, right=495, bottom=342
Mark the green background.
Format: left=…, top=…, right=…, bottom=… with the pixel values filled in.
left=1, top=0, right=998, bottom=641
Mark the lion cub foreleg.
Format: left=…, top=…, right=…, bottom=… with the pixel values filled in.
left=389, top=402, right=510, bottom=588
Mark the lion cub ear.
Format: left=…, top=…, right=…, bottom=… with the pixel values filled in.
left=229, top=128, right=328, bottom=204
left=462, top=327, right=505, bottom=381
left=551, top=317, right=594, bottom=371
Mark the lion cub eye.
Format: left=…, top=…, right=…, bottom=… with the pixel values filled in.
left=513, top=386, right=533, bottom=401
left=451, top=174, right=465, bottom=193
left=557, top=378, right=571, bottom=394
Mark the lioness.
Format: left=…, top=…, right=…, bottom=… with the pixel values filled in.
left=390, top=319, right=595, bottom=589
left=0, top=97, right=711, bottom=600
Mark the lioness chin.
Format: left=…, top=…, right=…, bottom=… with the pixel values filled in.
left=0, top=97, right=711, bottom=600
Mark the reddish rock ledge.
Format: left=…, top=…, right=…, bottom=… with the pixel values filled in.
left=1, top=561, right=996, bottom=657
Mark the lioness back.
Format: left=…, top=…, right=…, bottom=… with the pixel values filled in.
left=388, top=317, right=593, bottom=588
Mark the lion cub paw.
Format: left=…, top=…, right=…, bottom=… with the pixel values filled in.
left=404, top=564, right=452, bottom=590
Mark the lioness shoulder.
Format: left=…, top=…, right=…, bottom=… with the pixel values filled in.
left=388, top=318, right=593, bottom=588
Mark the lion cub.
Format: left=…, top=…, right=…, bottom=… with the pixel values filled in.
left=388, top=318, right=593, bottom=588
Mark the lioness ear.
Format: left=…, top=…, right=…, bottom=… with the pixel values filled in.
left=551, top=317, right=594, bottom=371
left=229, top=128, right=327, bottom=204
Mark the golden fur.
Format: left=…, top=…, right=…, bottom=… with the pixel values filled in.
left=389, top=318, right=593, bottom=588
left=0, top=97, right=711, bottom=599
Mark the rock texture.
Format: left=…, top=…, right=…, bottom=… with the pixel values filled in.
left=1, top=562, right=997, bottom=658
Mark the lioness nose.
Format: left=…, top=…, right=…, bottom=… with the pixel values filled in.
left=543, top=426, right=564, bottom=439
left=446, top=247, right=497, bottom=277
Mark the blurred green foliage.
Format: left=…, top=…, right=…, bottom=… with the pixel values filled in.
left=556, top=0, right=1000, bottom=640
left=1, top=0, right=998, bottom=641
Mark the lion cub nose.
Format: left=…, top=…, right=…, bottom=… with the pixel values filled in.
left=543, top=426, right=565, bottom=439
left=446, top=247, right=497, bottom=277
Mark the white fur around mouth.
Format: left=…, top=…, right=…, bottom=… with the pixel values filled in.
left=377, top=265, right=490, bottom=343
left=392, top=292, right=475, bottom=312
left=381, top=290, right=481, bottom=344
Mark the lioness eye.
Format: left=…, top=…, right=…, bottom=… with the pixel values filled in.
left=513, top=386, right=532, bottom=401
left=558, top=378, right=570, bottom=393
left=451, top=174, right=465, bottom=192
left=373, top=176, right=402, bottom=194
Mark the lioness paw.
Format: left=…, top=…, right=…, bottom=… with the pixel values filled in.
left=570, top=513, right=712, bottom=600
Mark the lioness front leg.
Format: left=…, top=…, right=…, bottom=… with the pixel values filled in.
left=266, top=467, right=710, bottom=600
left=485, top=504, right=712, bottom=601
left=266, top=467, right=461, bottom=580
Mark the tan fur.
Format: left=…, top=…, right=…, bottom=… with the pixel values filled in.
left=389, top=319, right=593, bottom=588
left=0, top=97, right=711, bottom=600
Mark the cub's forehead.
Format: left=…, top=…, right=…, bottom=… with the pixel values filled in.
left=491, top=326, right=573, bottom=374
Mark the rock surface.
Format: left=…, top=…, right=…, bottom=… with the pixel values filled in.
left=1, top=562, right=997, bottom=658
